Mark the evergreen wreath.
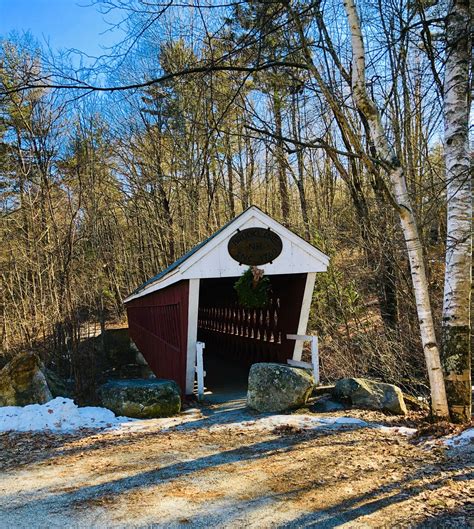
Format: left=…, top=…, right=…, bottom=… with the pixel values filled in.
left=234, top=267, right=271, bottom=309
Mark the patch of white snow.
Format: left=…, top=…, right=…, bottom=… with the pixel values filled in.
left=319, top=417, right=368, bottom=426
left=208, top=414, right=417, bottom=437
left=378, top=425, right=417, bottom=436
left=209, top=414, right=369, bottom=432
left=114, top=411, right=204, bottom=434
left=444, top=428, right=474, bottom=447
left=0, top=397, right=135, bottom=433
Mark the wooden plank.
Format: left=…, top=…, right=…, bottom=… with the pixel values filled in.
left=287, top=334, right=312, bottom=341
left=185, top=279, right=200, bottom=394
left=314, top=385, right=334, bottom=395
left=287, top=359, right=312, bottom=369
left=195, top=341, right=205, bottom=400
left=291, top=272, right=316, bottom=361
left=287, top=334, right=320, bottom=384
left=311, top=335, right=320, bottom=384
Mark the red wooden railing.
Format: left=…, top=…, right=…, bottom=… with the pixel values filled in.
left=197, top=274, right=307, bottom=366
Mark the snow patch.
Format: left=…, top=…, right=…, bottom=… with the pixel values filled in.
left=444, top=428, right=474, bottom=447
left=0, top=399, right=421, bottom=439
left=115, top=412, right=204, bottom=434
left=0, top=397, right=135, bottom=433
left=208, top=414, right=417, bottom=436
left=209, top=415, right=310, bottom=432
left=320, top=417, right=369, bottom=426
left=378, top=425, right=417, bottom=436
left=210, top=414, right=367, bottom=432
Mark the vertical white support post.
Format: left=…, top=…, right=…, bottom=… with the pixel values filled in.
left=185, top=278, right=200, bottom=394
left=287, top=333, right=320, bottom=385
left=293, top=272, right=316, bottom=361
left=196, top=341, right=205, bottom=400
left=311, top=336, right=320, bottom=385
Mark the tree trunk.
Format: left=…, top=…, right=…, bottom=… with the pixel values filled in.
left=441, top=0, right=472, bottom=423
left=225, top=132, right=235, bottom=217
left=342, top=0, right=450, bottom=418
left=291, top=92, right=311, bottom=240
left=273, top=90, right=290, bottom=221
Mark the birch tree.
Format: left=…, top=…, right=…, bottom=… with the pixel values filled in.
left=340, top=0, right=450, bottom=419
left=441, top=0, right=472, bottom=423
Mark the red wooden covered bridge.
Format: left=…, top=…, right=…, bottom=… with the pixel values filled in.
left=124, top=206, right=329, bottom=396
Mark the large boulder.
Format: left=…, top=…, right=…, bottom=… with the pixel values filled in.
left=333, top=378, right=407, bottom=415
left=100, top=379, right=181, bottom=418
left=247, top=363, right=315, bottom=413
left=0, top=352, right=52, bottom=406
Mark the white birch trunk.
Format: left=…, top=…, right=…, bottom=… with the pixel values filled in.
left=442, top=0, right=472, bottom=423
left=342, top=0, right=450, bottom=418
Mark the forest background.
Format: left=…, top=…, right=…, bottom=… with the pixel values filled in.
left=0, top=0, right=471, bottom=420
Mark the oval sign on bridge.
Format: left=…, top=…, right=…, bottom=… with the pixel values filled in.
left=228, top=227, right=283, bottom=266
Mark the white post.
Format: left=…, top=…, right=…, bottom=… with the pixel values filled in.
left=185, top=278, right=200, bottom=394
left=293, top=272, right=316, bottom=361
left=311, top=336, right=320, bottom=385
left=286, top=333, right=320, bottom=385
left=195, top=341, right=205, bottom=400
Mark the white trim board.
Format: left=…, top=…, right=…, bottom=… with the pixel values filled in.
left=185, top=279, right=200, bottom=394
left=292, top=272, right=316, bottom=361
left=125, top=206, right=329, bottom=303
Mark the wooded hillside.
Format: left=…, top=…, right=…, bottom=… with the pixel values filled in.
left=1, top=0, right=471, bottom=421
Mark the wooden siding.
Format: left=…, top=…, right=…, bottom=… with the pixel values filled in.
left=197, top=274, right=307, bottom=366
left=126, top=280, right=189, bottom=393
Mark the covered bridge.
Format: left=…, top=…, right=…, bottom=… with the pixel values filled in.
left=124, top=206, right=329, bottom=396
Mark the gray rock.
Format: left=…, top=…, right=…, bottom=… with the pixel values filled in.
left=44, top=368, right=71, bottom=398
left=0, top=352, right=52, bottom=406
left=100, top=379, right=181, bottom=418
left=333, top=378, right=407, bottom=415
left=247, top=362, right=314, bottom=413
left=312, top=395, right=347, bottom=412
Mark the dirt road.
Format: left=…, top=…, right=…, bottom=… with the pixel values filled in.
left=0, top=400, right=471, bottom=528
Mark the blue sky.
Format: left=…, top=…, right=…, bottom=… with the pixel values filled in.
left=0, top=0, right=123, bottom=58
